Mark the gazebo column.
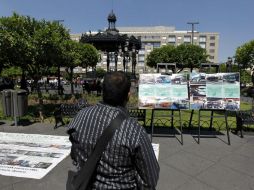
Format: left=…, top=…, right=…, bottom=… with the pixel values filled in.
left=132, top=53, right=137, bottom=76
left=106, top=52, right=110, bottom=72
left=114, top=52, right=118, bottom=71
left=123, top=55, right=126, bottom=72
left=131, top=46, right=137, bottom=77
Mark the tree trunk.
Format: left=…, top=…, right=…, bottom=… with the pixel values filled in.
left=57, top=65, right=61, bottom=95
left=20, top=70, right=27, bottom=91
left=70, top=67, right=74, bottom=95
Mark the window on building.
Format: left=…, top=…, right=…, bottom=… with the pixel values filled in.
left=168, top=35, right=176, bottom=42
left=162, top=36, right=167, bottom=40
left=210, top=36, right=215, bottom=40
left=153, top=42, right=161, bottom=48
left=138, top=62, right=144, bottom=66
left=210, top=43, right=215, bottom=47
left=199, top=43, right=206, bottom=49
left=209, top=55, right=214, bottom=59
left=199, top=36, right=207, bottom=42
left=138, top=55, right=145, bottom=61
left=141, top=43, right=146, bottom=49
left=184, top=36, right=191, bottom=43
left=151, top=36, right=160, bottom=39
left=209, top=49, right=215, bottom=53
left=139, top=50, right=145, bottom=55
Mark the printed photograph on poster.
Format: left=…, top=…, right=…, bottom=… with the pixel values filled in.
left=171, top=74, right=188, bottom=85
left=0, top=132, right=71, bottom=179
left=190, top=96, right=207, bottom=109
left=139, top=74, right=156, bottom=84
left=205, top=98, right=224, bottom=109
left=139, top=73, right=189, bottom=109
left=189, top=72, right=240, bottom=111
left=154, top=74, right=171, bottom=84
left=223, top=98, right=240, bottom=110
left=190, top=72, right=206, bottom=84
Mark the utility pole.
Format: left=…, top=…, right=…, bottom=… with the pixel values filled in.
left=187, top=22, right=199, bottom=44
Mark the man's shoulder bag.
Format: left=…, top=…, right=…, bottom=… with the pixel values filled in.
left=66, top=113, right=126, bottom=190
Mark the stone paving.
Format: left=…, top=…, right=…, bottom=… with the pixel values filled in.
left=0, top=120, right=254, bottom=190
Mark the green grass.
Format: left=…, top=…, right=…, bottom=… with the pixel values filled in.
left=0, top=93, right=253, bottom=131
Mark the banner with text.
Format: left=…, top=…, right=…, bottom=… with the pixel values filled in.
left=0, top=132, right=71, bottom=179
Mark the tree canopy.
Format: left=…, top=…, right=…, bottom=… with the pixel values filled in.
left=0, top=13, right=99, bottom=96
left=235, top=40, right=254, bottom=69
left=146, top=44, right=208, bottom=72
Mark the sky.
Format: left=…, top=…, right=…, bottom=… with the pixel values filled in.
left=1, top=0, right=254, bottom=63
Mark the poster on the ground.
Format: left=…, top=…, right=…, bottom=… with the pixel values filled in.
left=189, top=72, right=240, bottom=110
left=152, top=143, right=159, bottom=160
left=139, top=73, right=189, bottom=109
left=0, top=132, right=71, bottom=179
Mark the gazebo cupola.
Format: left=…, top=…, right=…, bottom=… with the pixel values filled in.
left=80, top=10, right=141, bottom=76
left=107, top=10, right=118, bottom=32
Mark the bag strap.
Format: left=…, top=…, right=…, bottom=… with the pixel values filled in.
left=73, top=112, right=126, bottom=190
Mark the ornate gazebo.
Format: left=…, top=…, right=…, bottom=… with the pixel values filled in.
left=80, top=10, right=141, bottom=76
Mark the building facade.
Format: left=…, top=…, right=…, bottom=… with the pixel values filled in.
left=71, top=26, right=219, bottom=73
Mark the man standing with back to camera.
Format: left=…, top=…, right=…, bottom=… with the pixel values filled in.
left=68, top=71, right=159, bottom=189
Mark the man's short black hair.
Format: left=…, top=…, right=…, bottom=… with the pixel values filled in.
left=103, top=71, right=131, bottom=107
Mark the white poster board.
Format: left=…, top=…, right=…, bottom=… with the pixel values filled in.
left=0, top=132, right=71, bottom=179
left=139, top=73, right=189, bottom=109
left=189, top=72, right=240, bottom=110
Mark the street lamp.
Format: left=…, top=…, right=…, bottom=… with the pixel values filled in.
left=226, top=57, right=233, bottom=72
left=187, top=22, right=199, bottom=44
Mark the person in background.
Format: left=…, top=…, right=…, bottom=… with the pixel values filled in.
left=68, top=71, right=159, bottom=189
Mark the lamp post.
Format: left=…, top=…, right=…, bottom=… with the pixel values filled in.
left=114, top=51, right=118, bottom=71
left=131, top=45, right=137, bottom=78
left=226, top=57, right=233, bottom=72
left=187, top=22, right=199, bottom=44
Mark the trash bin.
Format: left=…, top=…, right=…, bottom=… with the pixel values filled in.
left=11, top=90, right=28, bottom=117
left=1, top=89, right=12, bottom=116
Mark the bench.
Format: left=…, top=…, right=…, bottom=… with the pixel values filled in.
left=233, top=97, right=254, bottom=137
left=128, top=108, right=147, bottom=127
left=235, top=110, right=254, bottom=138
left=54, top=99, right=90, bottom=129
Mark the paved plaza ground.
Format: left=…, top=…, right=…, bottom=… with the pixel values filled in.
left=0, top=120, right=254, bottom=190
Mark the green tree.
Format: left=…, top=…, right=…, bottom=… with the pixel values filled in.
left=174, top=44, right=208, bottom=72
left=0, top=66, right=22, bottom=78
left=96, top=67, right=106, bottom=78
left=235, top=40, right=254, bottom=70
left=63, top=40, right=82, bottom=95
left=0, top=13, right=71, bottom=99
left=146, top=44, right=208, bottom=73
left=0, top=13, right=37, bottom=88
left=79, top=43, right=99, bottom=71
left=146, top=45, right=175, bottom=68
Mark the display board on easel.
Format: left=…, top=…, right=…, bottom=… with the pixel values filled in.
left=138, top=72, right=240, bottom=111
